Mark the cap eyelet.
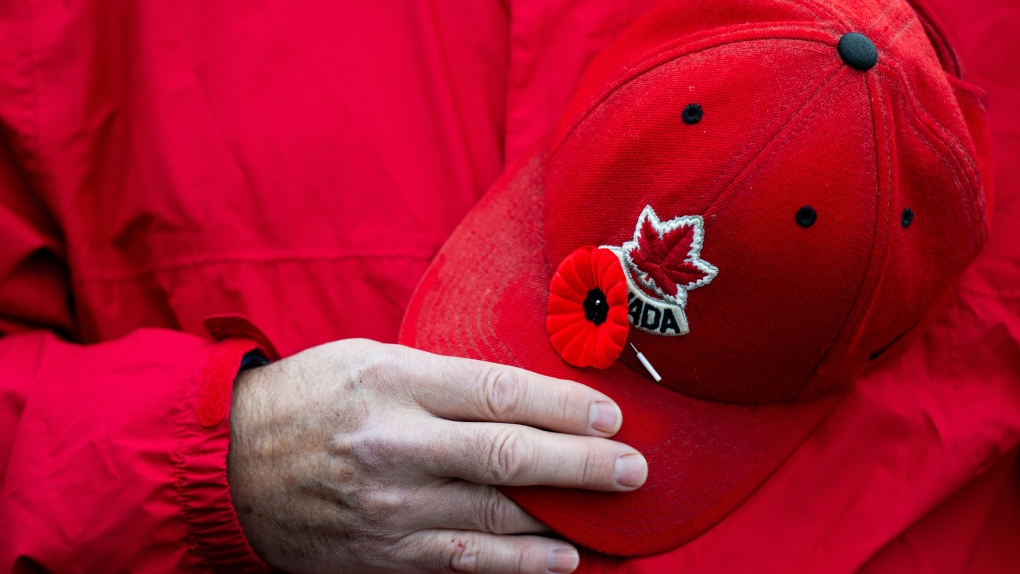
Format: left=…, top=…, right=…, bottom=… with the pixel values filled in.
left=796, top=206, right=817, bottom=228
left=901, top=208, right=914, bottom=228
left=682, top=103, right=703, bottom=125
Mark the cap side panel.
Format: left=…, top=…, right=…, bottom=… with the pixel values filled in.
left=865, top=7, right=984, bottom=207
left=544, top=38, right=848, bottom=267
left=858, top=74, right=986, bottom=354
left=946, top=75, right=993, bottom=223
left=878, top=59, right=984, bottom=221
left=685, top=68, right=879, bottom=401
left=798, top=70, right=897, bottom=398
left=803, top=58, right=989, bottom=396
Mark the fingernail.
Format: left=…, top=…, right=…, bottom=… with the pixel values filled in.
left=614, top=453, right=648, bottom=489
left=547, top=546, right=580, bottom=573
left=589, top=401, right=621, bottom=434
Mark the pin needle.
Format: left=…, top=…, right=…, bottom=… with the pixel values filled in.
left=630, top=343, right=662, bottom=382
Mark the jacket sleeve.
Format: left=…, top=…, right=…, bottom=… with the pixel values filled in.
left=0, top=131, right=270, bottom=572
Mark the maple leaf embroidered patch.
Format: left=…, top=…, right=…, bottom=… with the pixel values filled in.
left=623, top=205, right=717, bottom=305
left=601, top=205, right=717, bottom=336
left=629, top=215, right=711, bottom=298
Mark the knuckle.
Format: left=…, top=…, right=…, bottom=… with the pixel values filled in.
left=343, top=486, right=370, bottom=513
left=329, top=432, right=358, bottom=459
left=334, top=337, right=374, bottom=354
left=332, top=428, right=378, bottom=470
left=482, top=367, right=524, bottom=420
left=578, top=445, right=603, bottom=486
left=360, top=489, right=408, bottom=521
left=554, top=389, right=577, bottom=426
left=479, top=487, right=513, bottom=533
left=511, top=547, right=529, bottom=574
left=352, top=349, right=390, bottom=387
left=343, top=341, right=406, bottom=391
left=347, top=427, right=412, bottom=470
left=486, top=428, right=528, bottom=483
left=446, top=535, right=481, bottom=573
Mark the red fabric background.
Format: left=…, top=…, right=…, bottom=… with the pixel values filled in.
left=0, top=0, right=1017, bottom=571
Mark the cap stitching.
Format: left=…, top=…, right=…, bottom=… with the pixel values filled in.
left=703, top=68, right=878, bottom=401
left=549, top=24, right=841, bottom=158
left=699, top=66, right=849, bottom=219
left=796, top=71, right=893, bottom=398
left=862, top=0, right=901, bottom=38
left=883, top=4, right=922, bottom=50
left=890, top=74, right=985, bottom=234
left=876, top=60, right=983, bottom=212
left=770, top=0, right=853, bottom=30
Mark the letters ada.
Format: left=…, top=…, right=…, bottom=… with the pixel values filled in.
left=628, top=292, right=684, bottom=335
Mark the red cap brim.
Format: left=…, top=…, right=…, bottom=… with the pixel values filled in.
left=399, top=151, right=842, bottom=556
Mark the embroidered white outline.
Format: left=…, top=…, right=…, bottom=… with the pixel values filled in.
left=601, top=205, right=718, bottom=337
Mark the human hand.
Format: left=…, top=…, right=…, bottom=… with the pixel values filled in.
left=227, top=339, right=646, bottom=574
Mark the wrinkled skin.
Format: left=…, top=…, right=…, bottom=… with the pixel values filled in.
left=228, top=339, right=647, bottom=573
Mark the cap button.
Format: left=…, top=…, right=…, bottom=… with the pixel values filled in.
left=837, top=32, right=878, bottom=70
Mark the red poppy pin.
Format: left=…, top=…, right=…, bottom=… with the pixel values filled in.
left=547, top=246, right=630, bottom=368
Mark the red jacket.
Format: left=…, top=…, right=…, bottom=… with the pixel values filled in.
left=1, top=1, right=1017, bottom=572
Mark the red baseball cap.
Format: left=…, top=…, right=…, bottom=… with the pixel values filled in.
left=399, top=0, right=993, bottom=556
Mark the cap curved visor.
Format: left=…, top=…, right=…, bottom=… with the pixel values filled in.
left=399, top=152, right=841, bottom=556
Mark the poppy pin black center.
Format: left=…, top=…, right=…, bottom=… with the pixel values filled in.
left=583, top=287, right=610, bottom=325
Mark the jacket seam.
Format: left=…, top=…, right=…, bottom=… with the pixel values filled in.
left=75, top=251, right=437, bottom=282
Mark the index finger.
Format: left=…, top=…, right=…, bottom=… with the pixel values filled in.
left=392, top=345, right=623, bottom=438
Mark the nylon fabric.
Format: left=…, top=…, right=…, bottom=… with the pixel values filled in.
left=0, top=1, right=509, bottom=571
left=0, top=0, right=1016, bottom=571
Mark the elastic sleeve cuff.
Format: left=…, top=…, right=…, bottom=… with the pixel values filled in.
left=176, top=318, right=279, bottom=573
